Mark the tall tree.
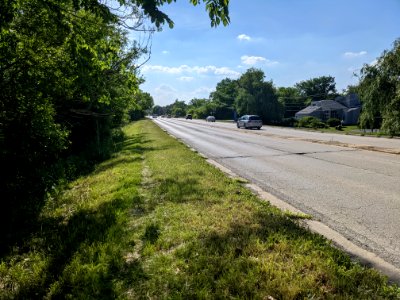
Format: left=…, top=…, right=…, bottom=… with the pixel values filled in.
left=152, top=105, right=165, bottom=116
left=187, top=98, right=216, bottom=118
left=295, top=76, right=337, bottom=102
left=170, top=100, right=188, bottom=117
left=357, top=39, right=400, bottom=135
left=276, top=86, right=305, bottom=118
left=210, top=78, right=238, bottom=119
left=129, top=91, right=154, bottom=120
left=235, top=68, right=282, bottom=123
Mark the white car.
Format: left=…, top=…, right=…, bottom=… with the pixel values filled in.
left=237, top=115, right=262, bottom=129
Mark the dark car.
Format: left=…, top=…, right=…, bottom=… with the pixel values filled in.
left=237, top=115, right=262, bottom=129
left=185, top=114, right=192, bottom=120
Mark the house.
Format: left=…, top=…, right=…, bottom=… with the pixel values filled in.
left=295, top=94, right=361, bottom=125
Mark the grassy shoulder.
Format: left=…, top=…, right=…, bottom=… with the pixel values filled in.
left=305, top=125, right=393, bottom=137
left=1, top=119, right=399, bottom=299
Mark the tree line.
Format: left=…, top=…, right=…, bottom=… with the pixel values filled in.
left=153, top=39, right=399, bottom=136
left=153, top=68, right=339, bottom=123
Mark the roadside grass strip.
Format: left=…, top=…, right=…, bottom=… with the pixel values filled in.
left=1, top=119, right=399, bottom=299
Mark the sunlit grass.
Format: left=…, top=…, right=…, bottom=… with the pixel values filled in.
left=310, top=125, right=393, bottom=137
left=1, top=119, right=399, bottom=299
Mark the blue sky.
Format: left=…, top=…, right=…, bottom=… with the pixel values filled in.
left=137, top=0, right=400, bottom=106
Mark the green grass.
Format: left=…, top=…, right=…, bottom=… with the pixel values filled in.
left=1, top=119, right=399, bottom=299
left=303, top=125, right=394, bottom=137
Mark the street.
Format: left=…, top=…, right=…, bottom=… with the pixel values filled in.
left=153, top=117, right=400, bottom=270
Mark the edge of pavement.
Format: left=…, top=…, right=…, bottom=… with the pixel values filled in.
left=158, top=122, right=400, bottom=284
left=205, top=158, right=400, bottom=285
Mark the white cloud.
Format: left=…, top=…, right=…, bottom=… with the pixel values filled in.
left=237, top=34, right=251, bottom=41
left=344, top=51, right=367, bottom=58
left=141, top=64, right=240, bottom=77
left=179, top=76, right=194, bottom=82
left=191, top=87, right=214, bottom=98
left=150, top=84, right=214, bottom=105
left=241, top=55, right=265, bottom=65
left=154, top=84, right=177, bottom=94
left=152, top=84, right=179, bottom=104
left=240, top=55, right=279, bottom=66
left=212, top=66, right=239, bottom=76
left=142, top=65, right=188, bottom=74
left=162, top=50, right=170, bottom=54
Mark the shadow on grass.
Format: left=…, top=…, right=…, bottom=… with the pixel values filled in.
left=148, top=177, right=207, bottom=209
left=92, top=155, right=145, bottom=175
left=11, top=194, right=150, bottom=298
left=0, top=130, right=154, bottom=255
left=0, top=128, right=165, bottom=298
left=92, top=135, right=170, bottom=176
left=160, top=178, right=204, bottom=202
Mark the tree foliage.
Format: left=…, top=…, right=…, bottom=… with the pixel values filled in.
left=186, top=98, right=214, bottom=118
left=118, top=0, right=230, bottom=28
left=0, top=0, right=231, bottom=244
left=129, top=91, right=154, bottom=120
left=210, top=78, right=237, bottom=119
left=277, top=86, right=305, bottom=118
left=235, top=68, right=282, bottom=123
left=357, top=39, right=400, bottom=135
left=295, top=76, right=337, bottom=102
left=170, top=100, right=188, bottom=117
left=153, top=69, right=282, bottom=122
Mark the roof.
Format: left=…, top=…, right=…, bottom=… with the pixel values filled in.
left=346, top=107, right=361, bottom=113
left=311, top=100, right=347, bottom=110
left=336, top=93, right=361, bottom=108
left=295, top=105, right=321, bottom=115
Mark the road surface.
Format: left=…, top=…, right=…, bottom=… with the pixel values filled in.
left=153, top=118, right=400, bottom=272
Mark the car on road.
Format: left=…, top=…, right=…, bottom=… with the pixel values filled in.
left=206, top=116, right=216, bottom=122
left=237, top=115, right=262, bottom=129
left=185, top=114, right=192, bottom=120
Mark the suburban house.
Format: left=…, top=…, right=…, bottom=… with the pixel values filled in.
left=295, top=93, right=361, bottom=125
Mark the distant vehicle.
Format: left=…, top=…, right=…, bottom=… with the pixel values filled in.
left=206, top=116, right=215, bottom=122
left=185, top=114, right=192, bottom=120
left=237, top=115, right=262, bottom=129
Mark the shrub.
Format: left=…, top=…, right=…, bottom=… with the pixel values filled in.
left=280, top=117, right=298, bottom=127
left=297, top=116, right=327, bottom=129
left=327, top=118, right=342, bottom=127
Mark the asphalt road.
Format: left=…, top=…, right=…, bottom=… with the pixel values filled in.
left=153, top=118, right=400, bottom=271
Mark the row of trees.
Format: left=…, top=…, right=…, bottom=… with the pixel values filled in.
left=0, top=0, right=230, bottom=243
left=153, top=39, right=399, bottom=136
left=153, top=68, right=338, bottom=124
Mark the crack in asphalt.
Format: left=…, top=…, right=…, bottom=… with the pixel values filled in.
left=215, top=155, right=252, bottom=159
left=214, top=149, right=357, bottom=160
